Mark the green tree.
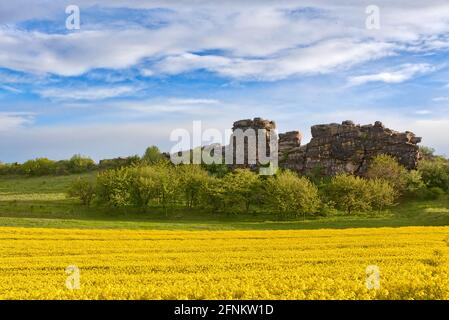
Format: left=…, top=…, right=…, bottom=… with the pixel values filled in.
left=222, top=169, right=261, bottom=213
left=265, top=170, right=320, bottom=219
left=21, top=158, right=57, bottom=176
left=366, top=154, right=408, bottom=194
left=177, top=165, right=210, bottom=208
left=67, top=177, right=96, bottom=206
left=418, top=158, right=449, bottom=191
left=142, top=146, right=165, bottom=165
left=403, top=170, right=426, bottom=197
left=68, top=154, right=96, bottom=173
left=96, top=167, right=133, bottom=207
left=129, top=166, right=161, bottom=208
left=419, top=146, right=435, bottom=160
left=367, top=179, right=397, bottom=211
left=199, top=175, right=226, bottom=212
left=325, top=174, right=372, bottom=214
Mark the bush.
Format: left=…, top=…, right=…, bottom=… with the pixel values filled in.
left=128, top=166, right=162, bottom=207
left=325, top=174, right=398, bottom=214
left=367, top=179, right=397, bottom=211
left=67, top=155, right=96, bottom=173
left=96, top=167, right=133, bottom=207
left=222, top=169, right=262, bottom=213
left=201, top=163, right=229, bottom=178
left=177, top=165, right=210, bottom=208
left=265, top=170, right=320, bottom=218
left=403, top=170, right=426, bottom=197
left=325, top=174, right=370, bottom=214
left=366, top=154, right=408, bottom=194
left=418, top=159, right=449, bottom=191
left=421, top=187, right=445, bottom=200
left=67, top=177, right=96, bottom=206
left=199, top=175, right=227, bottom=212
left=142, top=146, right=165, bottom=165
left=21, top=158, right=57, bottom=176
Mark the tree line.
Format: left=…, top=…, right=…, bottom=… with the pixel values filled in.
left=0, top=146, right=166, bottom=176
left=67, top=153, right=449, bottom=218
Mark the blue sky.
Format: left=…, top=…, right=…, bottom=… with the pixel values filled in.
left=1, top=0, right=449, bottom=162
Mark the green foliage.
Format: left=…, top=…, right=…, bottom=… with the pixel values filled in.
left=21, top=158, right=57, bottom=176
left=96, top=167, right=133, bottom=207
left=95, top=163, right=181, bottom=214
left=265, top=170, right=320, bottom=218
left=142, top=146, right=165, bottom=165
left=418, top=159, right=449, bottom=191
left=366, top=154, right=408, bottom=193
left=98, top=156, right=141, bottom=171
left=325, top=174, right=372, bottom=214
left=367, top=179, right=397, bottom=211
left=0, top=155, right=96, bottom=176
left=67, top=177, right=96, bottom=206
left=421, top=187, right=445, bottom=200
left=128, top=166, right=161, bottom=207
left=67, top=155, right=96, bottom=173
left=326, top=174, right=398, bottom=214
left=419, top=146, right=435, bottom=160
left=403, top=170, right=426, bottom=197
left=222, top=169, right=262, bottom=213
left=201, top=163, right=229, bottom=178
left=177, top=165, right=210, bottom=208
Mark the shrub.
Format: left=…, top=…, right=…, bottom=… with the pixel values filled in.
left=177, top=165, right=210, bottom=208
left=128, top=166, right=161, bottom=207
left=67, top=155, right=96, bottom=173
left=325, top=174, right=398, bottom=214
left=67, top=177, right=96, bottom=206
left=419, top=146, right=435, bottom=160
left=201, top=163, right=229, bottom=178
left=418, top=159, right=449, bottom=191
left=265, top=170, right=320, bottom=218
left=325, top=174, right=372, bottom=214
left=421, top=187, right=445, bottom=200
left=199, top=175, right=227, bottom=212
left=403, top=170, right=426, bottom=197
left=142, top=146, right=165, bottom=165
left=366, top=154, right=408, bottom=194
left=96, top=167, right=133, bottom=207
left=367, top=179, right=397, bottom=211
left=21, top=158, right=57, bottom=176
left=221, top=169, right=262, bottom=213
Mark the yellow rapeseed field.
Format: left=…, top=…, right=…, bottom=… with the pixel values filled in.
left=0, top=226, right=448, bottom=299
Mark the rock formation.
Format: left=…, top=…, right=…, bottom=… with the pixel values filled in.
left=281, top=120, right=422, bottom=176
left=180, top=117, right=422, bottom=176
left=229, top=117, right=277, bottom=167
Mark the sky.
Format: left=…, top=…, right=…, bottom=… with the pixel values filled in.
left=0, top=0, right=449, bottom=163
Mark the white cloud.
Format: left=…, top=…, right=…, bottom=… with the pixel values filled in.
left=347, top=63, right=435, bottom=86
left=37, top=85, right=138, bottom=101
left=154, top=40, right=395, bottom=81
left=0, top=112, right=33, bottom=131
left=433, top=96, right=449, bottom=102
left=0, top=1, right=448, bottom=80
left=415, top=110, right=432, bottom=115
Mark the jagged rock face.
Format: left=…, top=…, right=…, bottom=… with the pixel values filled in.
left=282, top=120, right=422, bottom=176
left=279, top=131, right=302, bottom=161
left=230, top=117, right=277, bottom=167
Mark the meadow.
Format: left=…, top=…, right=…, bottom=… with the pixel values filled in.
left=0, top=174, right=449, bottom=230
left=1, top=174, right=449, bottom=300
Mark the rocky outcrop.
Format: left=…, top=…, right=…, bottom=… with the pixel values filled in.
left=282, top=120, right=422, bottom=176
left=279, top=131, right=302, bottom=161
left=229, top=117, right=277, bottom=166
